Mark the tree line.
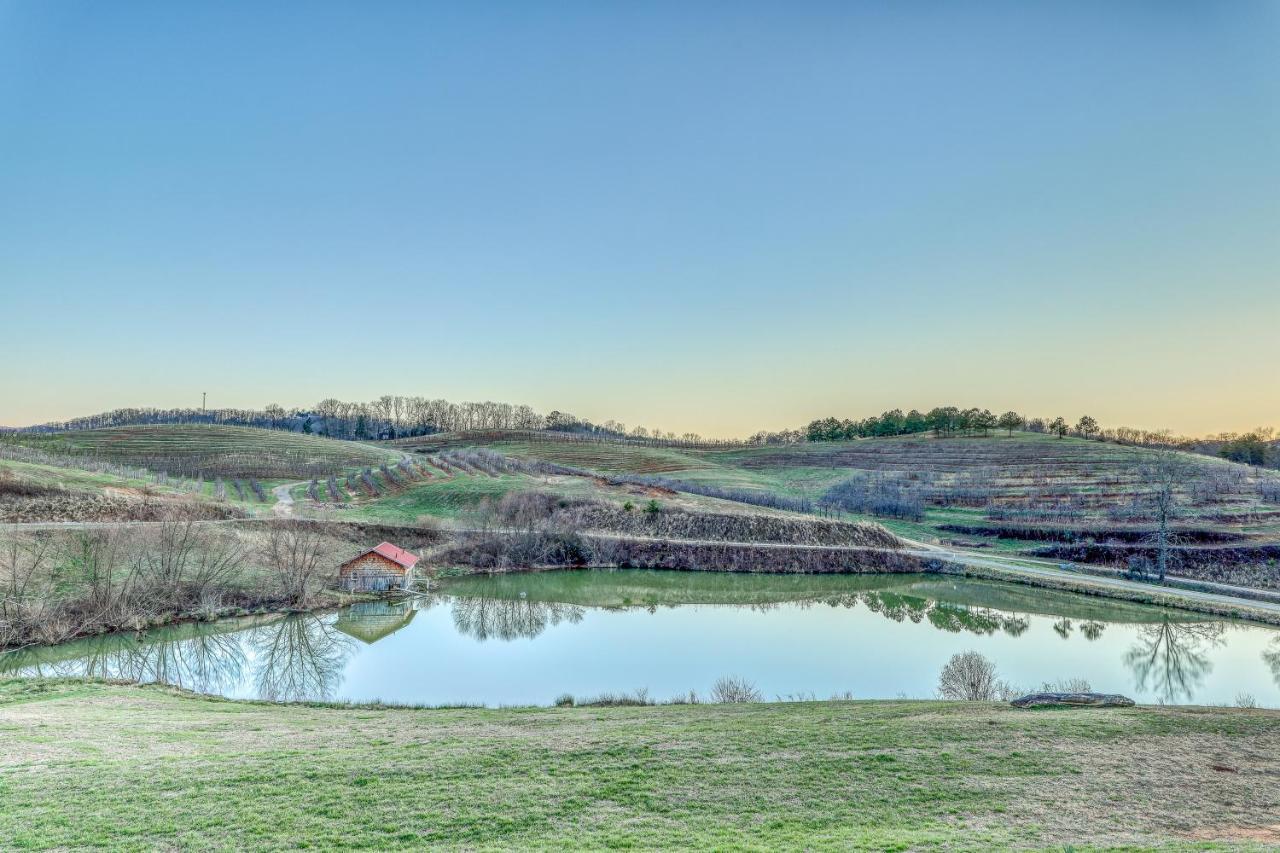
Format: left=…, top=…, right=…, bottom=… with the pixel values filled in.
left=16, top=397, right=1277, bottom=468
left=15, top=397, right=704, bottom=445
left=805, top=407, right=1277, bottom=468
left=803, top=407, right=1105, bottom=441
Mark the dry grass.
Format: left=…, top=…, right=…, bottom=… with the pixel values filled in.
left=1, top=679, right=1277, bottom=849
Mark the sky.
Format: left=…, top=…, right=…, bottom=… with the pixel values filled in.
left=1, top=1, right=1277, bottom=437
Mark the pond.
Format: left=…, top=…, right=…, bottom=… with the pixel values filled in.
left=4, top=570, right=1280, bottom=707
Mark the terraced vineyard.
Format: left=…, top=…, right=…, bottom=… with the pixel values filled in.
left=11, top=425, right=399, bottom=479
left=0, top=454, right=258, bottom=523
left=704, top=434, right=1277, bottom=518
left=395, top=431, right=711, bottom=474
left=394, top=430, right=1280, bottom=588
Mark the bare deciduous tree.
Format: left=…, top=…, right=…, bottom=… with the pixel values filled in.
left=937, top=650, right=999, bottom=700
left=264, top=523, right=327, bottom=604
left=1136, top=441, right=1194, bottom=582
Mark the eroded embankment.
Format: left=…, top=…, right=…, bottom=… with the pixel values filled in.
left=584, top=536, right=936, bottom=574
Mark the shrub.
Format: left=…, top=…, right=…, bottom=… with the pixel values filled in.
left=711, top=676, right=762, bottom=704
left=1041, top=677, right=1091, bottom=693
left=937, top=651, right=1000, bottom=701
left=821, top=474, right=925, bottom=521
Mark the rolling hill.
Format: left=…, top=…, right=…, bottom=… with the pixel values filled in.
left=7, top=424, right=399, bottom=479
left=390, top=429, right=1280, bottom=587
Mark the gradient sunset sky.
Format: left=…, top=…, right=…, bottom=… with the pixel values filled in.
left=2, top=2, right=1277, bottom=437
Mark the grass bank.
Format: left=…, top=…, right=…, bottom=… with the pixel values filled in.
left=1, top=679, right=1276, bottom=849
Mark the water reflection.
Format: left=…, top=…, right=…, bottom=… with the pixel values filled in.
left=334, top=600, right=420, bottom=644
left=1264, top=636, right=1280, bottom=688
left=443, top=588, right=1037, bottom=642
left=451, top=596, right=585, bottom=642
left=0, top=614, right=360, bottom=702
left=1080, top=621, right=1106, bottom=641
left=252, top=616, right=357, bottom=701
left=1123, top=619, right=1225, bottom=704
left=0, top=620, right=251, bottom=696
left=3, top=571, right=1277, bottom=706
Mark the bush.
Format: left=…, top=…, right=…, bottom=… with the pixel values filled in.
left=711, top=676, right=762, bottom=704
left=821, top=474, right=925, bottom=521
left=937, top=651, right=1000, bottom=701
left=1041, top=677, right=1091, bottom=693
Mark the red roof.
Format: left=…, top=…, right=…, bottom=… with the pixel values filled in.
left=346, top=541, right=419, bottom=570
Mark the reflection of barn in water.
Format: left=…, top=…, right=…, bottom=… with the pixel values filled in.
left=333, top=600, right=421, bottom=644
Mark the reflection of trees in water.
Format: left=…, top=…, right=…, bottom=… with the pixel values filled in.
left=1124, top=619, right=1225, bottom=703
left=1264, top=637, right=1280, bottom=688
left=1080, top=621, right=1106, bottom=641
left=1053, top=618, right=1073, bottom=639
left=2, top=615, right=359, bottom=702
left=860, top=592, right=930, bottom=624
left=0, top=625, right=249, bottom=696
left=855, top=592, right=1029, bottom=637
left=450, top=597, right=585, bottom=641
left=250, top=616, right=356, bottom=702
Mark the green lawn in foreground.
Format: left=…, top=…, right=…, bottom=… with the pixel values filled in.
left=0, top=679, right=1276, bottom=849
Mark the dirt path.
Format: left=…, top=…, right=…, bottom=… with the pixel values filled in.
left=900, top=537, right=1280, bottom=618
left=272, top=482, right=303, bottom=517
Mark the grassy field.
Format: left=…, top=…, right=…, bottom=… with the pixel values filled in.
left=9, top=425, right=399, bottom=479
left=1, top=679, right=1277, bottom=849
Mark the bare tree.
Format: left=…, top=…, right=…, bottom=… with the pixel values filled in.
left=0, top=537, right=58, bottom=647
left=264, top=523, right=328, bottom=604
left=134, top=519, right=246, bottom=611
left=937, top=650, right=999, bottom=700
left=1136, top=441, right=1194, bottom=582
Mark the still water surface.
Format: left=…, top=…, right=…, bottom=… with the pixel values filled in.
left=5, top=570, right=1280, bottom=706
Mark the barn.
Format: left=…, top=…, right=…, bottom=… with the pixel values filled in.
left=338, top=542, right=420, bottom=592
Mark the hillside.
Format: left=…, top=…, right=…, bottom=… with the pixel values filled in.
left=0, top=454, right=258, bottom=523
left=7, top=424, right=399, bottom=479
left=1, top=679, right=1276, bottom=849
left=8, top=423, right=1280, bottom=590
left=388, top=430, right=1280, bottom=587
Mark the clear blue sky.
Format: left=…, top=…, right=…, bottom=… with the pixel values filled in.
left=2, top=1, right=1277, bottom=435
